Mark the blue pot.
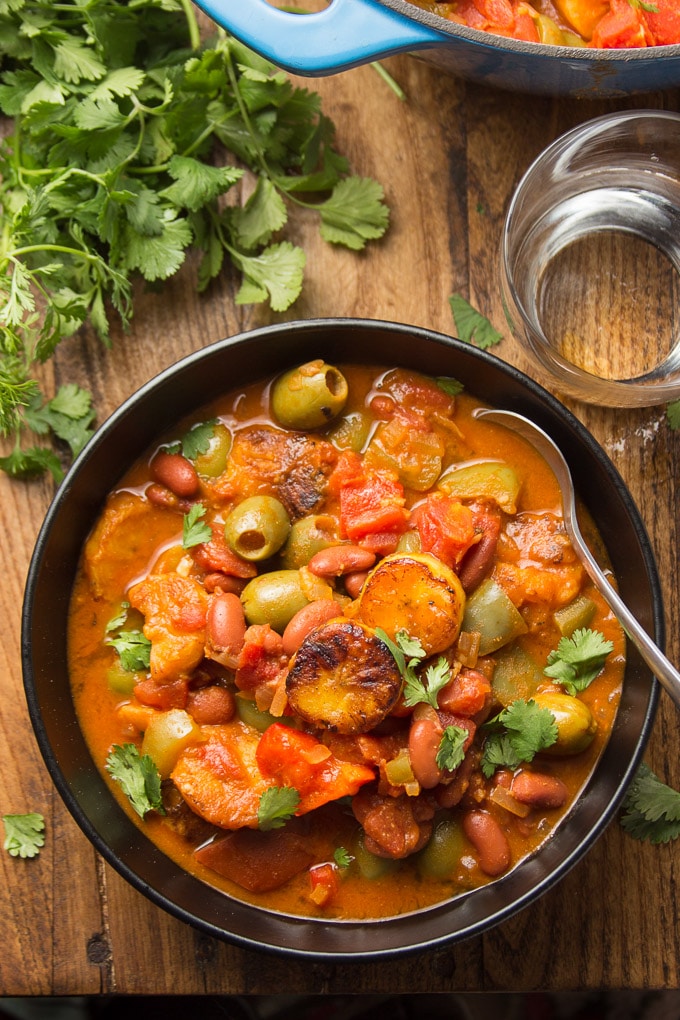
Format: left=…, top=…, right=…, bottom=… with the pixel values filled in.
left=194, top=0, right=680, bottom=97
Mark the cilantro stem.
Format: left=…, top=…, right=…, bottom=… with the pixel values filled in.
left=179, top=0, right=202, bottom=52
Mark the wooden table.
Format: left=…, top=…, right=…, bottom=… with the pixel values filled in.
left=2, top=39, right=680, bottom=997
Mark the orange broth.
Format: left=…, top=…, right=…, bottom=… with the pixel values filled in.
left=68, top=363, right=624, bottom=920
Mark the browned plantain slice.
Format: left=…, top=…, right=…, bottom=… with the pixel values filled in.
left=286, top=619, right=402, bottom=734
left=353, top=552, right=466, bottom=656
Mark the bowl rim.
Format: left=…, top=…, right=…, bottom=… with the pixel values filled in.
left=21, top=317, right=662, bottom=959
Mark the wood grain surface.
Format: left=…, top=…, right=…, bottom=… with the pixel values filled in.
left=2, top=39, right=680, bottom=996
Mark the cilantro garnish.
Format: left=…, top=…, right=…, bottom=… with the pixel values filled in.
left=0, top=5, right=390, bottom=479
left=181, top=420, right=217, bottom=461
left=621, top=763, right=680, bottom=844
left=258, top=786, right=301, bottom=831
left=106, top=631, right=151, bottom=673
left=436, top=377, right=465, bottom=397
left=481, top=699, right=558, bottom=778
left=2, top=813, right=45, bottom=859
left=182, top=504, right=212, bottom=549
left=376, top=628, right=451, bottom=709
left=544, top=627, right=614, bottom=696
left=334, top=846, right=354, bottom=869
left=436, top=725, right=469, bottom=773
left=449, top=294, right=503, bottom=350
left=105, top=744, right=164, bottom=819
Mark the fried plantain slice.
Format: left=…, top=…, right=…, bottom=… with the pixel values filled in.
left=353, top=552, right=466, bottom=656
left=286, top=619, right=402, bottom=735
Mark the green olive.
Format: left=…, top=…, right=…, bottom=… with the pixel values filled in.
left=271, top=360, right=349, bottom=430
left=192, top=422, right=232, bottom=477
left=224, top=496, right=291, bottom=561
left=533, top=691, right=597, bottom=756
left=417, top=817, right=464, bottom=879
left=280, top=514, right=339, bottom=569
left=351, top=830, right=397, bottom=879
left=241, top=569, right=309, bottom=633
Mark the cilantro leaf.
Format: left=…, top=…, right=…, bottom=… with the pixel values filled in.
left=318, top=177, right=390, bottom=251
left=436, top=376, right=464, bottom=397
left=182, top=503, right=212, bottom=549
left=377, top=628, right=451, bottom=709
left=105, top=744, right=164, bottom=819
left=334, top=846, right=354, bottom=869
left=106, top=629, right=151, bottom=673
left=181, top=420, right=217, bottom=461
left=621, top=763, right=680, bottom=844
left=436, top=725, right=468, bottom=772
left=258, top=785, right=301, bottom=830
left=449, top=294, right=503, bottom=349
left=2, top=813, right=45, bottom=859
left=233, top=241, right=306, bottom=312
left=105, top=602, right=131, bottom=634
left=481, top=699, right=558, bottom=778
left=667, top=400, right=680, bottom=430
left=544, top=627, right=614, bottom=696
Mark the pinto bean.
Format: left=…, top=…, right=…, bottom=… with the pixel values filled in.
left=512, top=770, right=569, bottom=810
left=202, top=572, right=248, bottom=595
left=187, top=684, right=236, bottom=725
left=408, top=707, right=444, bottom=790
left=146, top=482, right=180, bottom=509
left=151, top=451, right=200, bottom=498
left=457, top=504, right=502, bottom=593
left=308, top=544, right=376, bottom=578
left=344, top=570, right=368, bottom=599
left=462, top=809, right=511, bottom=877
left=205, top=592, right=247, bottom=668
left=282, top=599, right=341, bottom=656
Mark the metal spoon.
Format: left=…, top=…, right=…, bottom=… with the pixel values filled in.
left=473, top=407, right=680, bottom=708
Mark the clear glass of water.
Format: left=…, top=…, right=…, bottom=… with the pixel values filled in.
left=501, top=109, right=680, bottom=407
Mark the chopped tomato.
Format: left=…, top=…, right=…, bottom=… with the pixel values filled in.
left=256, top=723, right=375, bottom=813
left=438, top=668, right=492, bottom=718
left=644, top=0, right=680, bottom=43
left=234, top=624, right=288, bottom=697
left=330, top=451, right=409, bottom=543
left=308, top=862, right=341, bottom=906
left=411, top=493, right=476, bottom=570
left=193, top=528, right=257, bottom=579
left=590, top=0, right=653, bottom=46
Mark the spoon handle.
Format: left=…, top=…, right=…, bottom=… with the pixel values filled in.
left=571, top=530, right=680, bottom=706
left=474, top=407, right=680, bottom=708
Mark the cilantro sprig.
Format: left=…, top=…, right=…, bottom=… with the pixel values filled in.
left=481, top=699, right=558, bottom=778
left=2, top=812, right=45, bottom=859
left=544, top=627, right=614, bottom=696
left=258, top=785, right=300, bottom=831
left=0, top=3, right=389, bottom=479
left=621, top=763, right=680, bottom=844
left=376, top=628, right=452, bottom=710
left=105, top=604, right=151, bottom=672
left=105, top=743, right=164, bottom=818
left=436, top=725, right=468, bottom=773
left=182, top=503, right=212, bottom=549
left=449, top=294, right=503, bottom=350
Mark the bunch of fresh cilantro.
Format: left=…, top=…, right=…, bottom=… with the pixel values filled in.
left=0, top=0, right=389, bottom=481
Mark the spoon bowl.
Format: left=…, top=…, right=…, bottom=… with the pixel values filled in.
left=474, top=408, right=680, bottom=709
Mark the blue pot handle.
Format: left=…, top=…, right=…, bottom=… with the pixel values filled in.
left=194, top=0, right=449, bottom=75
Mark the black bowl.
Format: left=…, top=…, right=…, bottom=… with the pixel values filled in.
left=22, top=318, right=661, bottom=959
